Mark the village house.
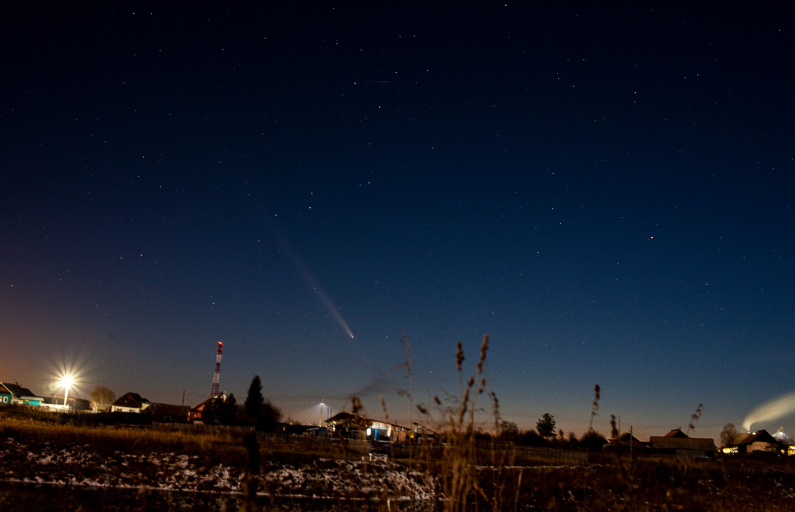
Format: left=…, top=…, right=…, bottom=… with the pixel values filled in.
left=0, top=382, right=45, bottom=406
left=325, top=411, right=413, bottom=442
left=188, top=396, right=213, bottom=422
left=147, top=402, right=190, bottom=422
left=732, top=429, right=779, bottom=454
left=110, top=392, right=151, bottom=413
left=40, top=395, right=92, bottom=412
left=608, top=431, right=649, bottom=453
left=649, top=428, right=717, bottom=458
left=111, top=392, right=189, bottom=422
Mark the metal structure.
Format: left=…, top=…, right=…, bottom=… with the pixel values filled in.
left=210, top=341, right=223, bottom=397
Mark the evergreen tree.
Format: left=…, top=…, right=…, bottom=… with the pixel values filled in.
left=536, top=412, right=556, bottom=438
left=243, top=375, right=282, bottom=432
left=244, top=375, right=265, bottom=419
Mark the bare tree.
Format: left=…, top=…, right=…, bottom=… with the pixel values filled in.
left=720, top=422, right=738, bottom=448
left=89, top=385, right=115, bottom=411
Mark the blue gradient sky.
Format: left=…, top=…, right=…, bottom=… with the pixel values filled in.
left=2, top=2, right=794, bottom=440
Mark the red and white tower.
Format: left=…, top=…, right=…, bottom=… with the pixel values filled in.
left=210, top=341, right=223, bottom=397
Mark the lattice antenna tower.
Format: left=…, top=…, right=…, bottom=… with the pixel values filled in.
left=211, top=341, right=223, bottom=397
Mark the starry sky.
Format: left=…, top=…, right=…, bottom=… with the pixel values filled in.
left=2, top=2, right=794, bottom=440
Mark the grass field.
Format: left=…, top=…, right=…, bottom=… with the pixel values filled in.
left=4, top=406, right=795, bottom=511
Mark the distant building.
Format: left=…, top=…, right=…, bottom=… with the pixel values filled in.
left=0, top=382, right=45, bottom=406
left=110, top=392, right=151, bottom=413
left=608, top=431, right=649, bottom=453
left=663, top=428, right=689, bottom=438
left=42, top=395, right=92, bottom=411
left=732, top=429, right=778, bottom=454
left=110, top=392, right=188, bottom=422
left=147, top=402, right=190, bottom=422
left=649, top=429, right=716, bottom=458
left=325, top=411, right=413, bottom=442
left=188, top=397, right=213, bottom=422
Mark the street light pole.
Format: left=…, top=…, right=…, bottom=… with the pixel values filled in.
left=60, top=376, right=73, bottom=410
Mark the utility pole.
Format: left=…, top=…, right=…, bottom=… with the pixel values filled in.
left=319, top=399, right=324, bottom=427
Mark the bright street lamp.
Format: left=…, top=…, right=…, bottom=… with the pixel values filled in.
left=60, top=375, right=74, bottom=409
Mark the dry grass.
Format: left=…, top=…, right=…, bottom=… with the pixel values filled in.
left=6, top=336, right=795, bottom=511
left=0, top=407, right=358, bottom=470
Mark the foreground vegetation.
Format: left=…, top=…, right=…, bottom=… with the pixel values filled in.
left=3, top=406, right=795, bottom=511
left=5, top=337, right=795, bottom=511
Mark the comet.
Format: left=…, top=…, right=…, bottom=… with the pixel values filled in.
left=299, top=264, right=355, bottom=339
left=274, top=231, right=354, bottom=339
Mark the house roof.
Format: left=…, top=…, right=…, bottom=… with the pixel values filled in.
left=664, top=428, right=689, bottom=438
left=733, top=429, right=777, bottom=446
left=325, top=411, right=412, bottom=431
left=190, top=396, right=214, bottom=412
left=326, top=411, right=369, bottom=425
left=0, top=382, right=44, bottom=400
left=649, top=436, right=716, bottom=451
left=610, top=432, right=647, bottom=447
left=112, top=392, right=150, bottom=409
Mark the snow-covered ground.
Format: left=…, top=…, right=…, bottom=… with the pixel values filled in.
left=0, top=437, right=436, bottom=502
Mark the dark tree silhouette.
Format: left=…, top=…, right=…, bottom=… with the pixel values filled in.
left=720, top=422, right=737, bottom=448
left=243, top=375, right=282, bottom=432
left=518, top=429, right=548, bottom=447
left=580, top=430, right=608, bottom=452
left=536, top=413, right=556, bottom=438
left=244, top=376, right=265, bottom=419
left=257, top=400, right=282, bottom=432
left=203, top=393, right=238, bottom=425
left=498, top=420, right=519, bottom=443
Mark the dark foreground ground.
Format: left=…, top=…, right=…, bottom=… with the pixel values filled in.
left=0, top=482, right=426, bottom=512
left=4, top=456, right=795, bottom=512
left=3, top=411, right=795, bottom=511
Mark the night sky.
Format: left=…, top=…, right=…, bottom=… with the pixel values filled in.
left=2, top=2, right=794, bottom=441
